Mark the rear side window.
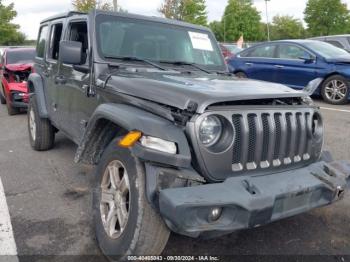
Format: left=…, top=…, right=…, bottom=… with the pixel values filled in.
left=246, top=45, right=276, bottom=58
left=326, top=40, right=345, bottom=49
left=37, top=25, right=48, bottom=58
left=48, top=23, right=63, bottom=60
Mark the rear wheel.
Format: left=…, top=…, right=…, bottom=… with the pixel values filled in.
left=235, top=72, right=247, bottom=79
left=28, top=96, right=55, bottom=151
left=93, top=139, right=170, bottom=261
left=321, top=75, right=349, bottom=105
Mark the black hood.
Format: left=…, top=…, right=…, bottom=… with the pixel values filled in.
left=104, top=70, right=304, bottom=113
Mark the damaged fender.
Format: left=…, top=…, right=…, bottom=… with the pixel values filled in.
left=75, top=103, right=192, bottom=167
left=28, top=73, right=48, bottom=118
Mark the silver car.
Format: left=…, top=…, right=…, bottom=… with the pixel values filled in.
left=310, top=35, right=350, bottom=52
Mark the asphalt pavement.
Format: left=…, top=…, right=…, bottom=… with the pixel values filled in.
left=0, top=99, right=349, bottom=261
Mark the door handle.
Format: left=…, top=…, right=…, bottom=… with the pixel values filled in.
left=274, top=65, right=284, bottom=68
left=43, top=65, right=52, bottom=77
left=245, top=62, right=253, bottom=66
left=55, top=76, right=67, bottom=85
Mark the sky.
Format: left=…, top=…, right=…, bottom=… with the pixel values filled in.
left=4, top=0, right=350, bottom=39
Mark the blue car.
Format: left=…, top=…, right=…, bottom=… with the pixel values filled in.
left=227, top=40, right=350, bottom=104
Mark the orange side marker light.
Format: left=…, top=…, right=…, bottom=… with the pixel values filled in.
left=118, top=131, right=142, bottom=148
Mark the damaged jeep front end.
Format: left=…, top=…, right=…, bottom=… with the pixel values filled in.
left=157, top=160, right=350, bottom=237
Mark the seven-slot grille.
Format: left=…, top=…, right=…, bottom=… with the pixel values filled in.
left=232, top=111, right=313, bottom=172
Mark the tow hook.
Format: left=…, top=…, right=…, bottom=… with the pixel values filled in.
left=336, top=185, right=345, bottom=200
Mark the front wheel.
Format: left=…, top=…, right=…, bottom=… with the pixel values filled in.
left=0, top=85, right=6, bottom=104
left=6, top=100, right=19, bottom=115
left=321, top=75, right=349, bottom=105
left=93, top=139, right=170, bottom=261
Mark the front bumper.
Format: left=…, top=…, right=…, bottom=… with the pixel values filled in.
left=159, top=161, right=350, bottom=238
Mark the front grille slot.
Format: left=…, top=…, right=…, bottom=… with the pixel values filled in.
left=232, top=111, right=312, bottom=172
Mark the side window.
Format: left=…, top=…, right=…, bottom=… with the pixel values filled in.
left=48, top=23, right=63, bottom=60
left=247, top=45, right=276, bottom=58
left=37, top=25, right=48, bottom=58
left=277, top=44, right=311, bottom=60
left=326, top=40, right=345, bottom=49
left=67, top=21, right=88, bottom=64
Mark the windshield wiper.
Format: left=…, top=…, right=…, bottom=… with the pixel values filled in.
left=104, top=56, right=167, bottom=71
left=158, top=60, right=212, bottom=74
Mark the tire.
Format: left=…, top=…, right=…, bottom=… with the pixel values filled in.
left=93, top=139, right=170, bottom=261
left=28, top=96, right=55, bottom=151
left=321, top=75, right=349, bottom=105
left=0, top=91, right=6, bottom=105
left=235, top=72, right=247, bottom=79
left=0, top=84, right=6, bottom=105
left=6, top=100, right=19, bottom=115
left=0, top=94, right=5, bottom=105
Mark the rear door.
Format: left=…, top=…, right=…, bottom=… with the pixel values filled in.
left=45, top=21, right=64, bottom=126
left=274, top=43, right=317, bottom=89
left=236, top=43, right=278, bottom=82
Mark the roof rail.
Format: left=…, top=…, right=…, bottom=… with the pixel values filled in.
left=67, top=11, right=87, bottom=17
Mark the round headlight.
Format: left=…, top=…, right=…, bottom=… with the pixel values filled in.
left=199, top=116, right=222, bottom=146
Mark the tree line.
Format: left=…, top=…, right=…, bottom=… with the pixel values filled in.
left=1, top=0, right=350, bottom=46
left=159, top=0, right=350, bottom=42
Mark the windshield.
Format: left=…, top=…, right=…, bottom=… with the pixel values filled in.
left=6, top=49, right=35, bottom=64
left=305, top=41, right=350, bottom=59
left=96, top=15, right=225, bottom=71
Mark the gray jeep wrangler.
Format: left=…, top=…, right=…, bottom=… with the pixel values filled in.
left=27, top=10, right=350, bottom=260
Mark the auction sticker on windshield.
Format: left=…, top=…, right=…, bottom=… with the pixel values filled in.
left=188, top=32, right=214, bottom=51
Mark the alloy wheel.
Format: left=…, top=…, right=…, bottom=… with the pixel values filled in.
left=100, top=160, right=130, bottom=239
left=324, top=79, right=347, bottom=102
left=29, top=108, right=36, bottom=141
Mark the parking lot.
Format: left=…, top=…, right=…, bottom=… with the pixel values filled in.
left=0, top=99, right=350, bottom=260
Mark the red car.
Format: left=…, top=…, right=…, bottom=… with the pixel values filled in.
left=0, top=47, right=35, bottom=115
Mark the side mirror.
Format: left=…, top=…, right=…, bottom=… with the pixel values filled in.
left=59, top=40, right=82, bottom=65
left=299, top=56, right=315, bottom=63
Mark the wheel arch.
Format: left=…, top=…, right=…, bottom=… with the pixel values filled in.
left=28, top=73, right=49, bottom=118
left=75, top=103, right=192, bottom=168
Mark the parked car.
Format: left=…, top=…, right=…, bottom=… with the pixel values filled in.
left=28, top=11, right=350, bottom=260
left=228, top=40, right=350, bottom=104
left=0, top=47, right=35, bottom=114
left=219, top=43, right=242, bottom=59
left=310, top=35, right=350, bottom=53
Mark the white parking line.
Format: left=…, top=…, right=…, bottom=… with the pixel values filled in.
left=0, top=177, right=17, bottom=257
left=320, top=107, right=350, bottom=113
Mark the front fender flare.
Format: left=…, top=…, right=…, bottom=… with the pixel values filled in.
left=75, top=103, right=192, bottom=168
left=28, top=73, right=48, bottom=118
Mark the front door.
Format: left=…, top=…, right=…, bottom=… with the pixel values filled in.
left=274, top=44, right=317, bottom=89
left=55, top=19, right=98, bottom=143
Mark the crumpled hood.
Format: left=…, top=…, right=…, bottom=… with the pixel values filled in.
left=105, top=71, right=304, bottom=113
left=8, top=82, right=28, bottom=92
left=5, top=63, right=33, bottom=72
